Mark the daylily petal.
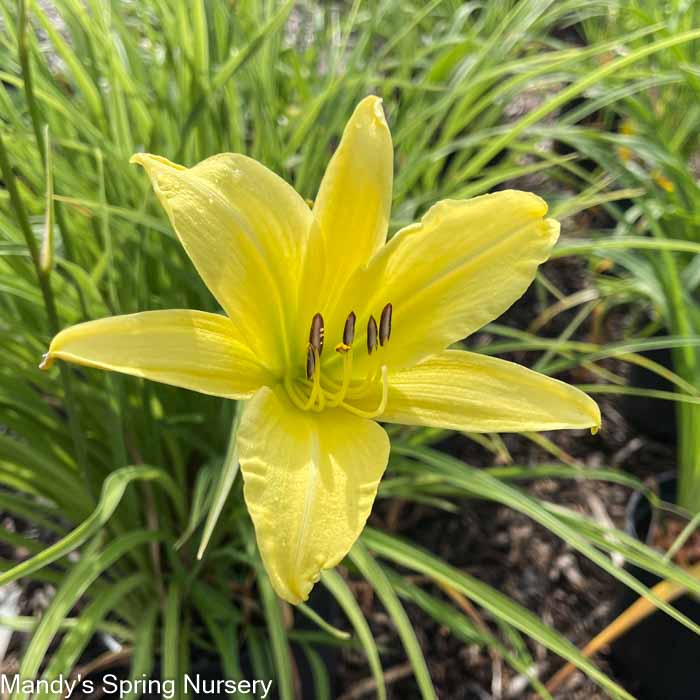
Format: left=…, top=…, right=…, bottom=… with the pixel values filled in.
left=300, top=96, right=392, bottom=329
left=339, top=191, right=559, bottom=372
left=41, top=310, right=270, bottom=399
left=131, top=153, right=313, bottom=375
left=375, top=350, right=600, bottom=432
left=237, top=386, right=390, bottom=603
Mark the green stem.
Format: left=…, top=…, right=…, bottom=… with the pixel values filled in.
left=647, top=213, right=700, bottom=513
left=0, top=130, right=90, bottom=492
left=196, top=402, right=244, bottom=560
left=17, top=0, right=44, bottom=161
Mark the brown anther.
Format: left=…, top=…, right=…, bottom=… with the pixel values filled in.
left=306, top=344, right=316, bottom=380
left=379, top=303, right=392, bottom=346
left=309, top=312, right=325, bottom=355
left=367, top=316, right=378, bottom=355
left=343, top=311, right=356, bottom=346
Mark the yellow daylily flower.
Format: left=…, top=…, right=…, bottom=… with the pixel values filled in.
left=40, top=96, right=601, bottom=604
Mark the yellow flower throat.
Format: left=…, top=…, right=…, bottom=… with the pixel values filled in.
left=283, top=304, right=392, bottom=418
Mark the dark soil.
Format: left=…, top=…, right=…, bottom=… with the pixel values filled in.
left=651, top=518, right=700, bottom=569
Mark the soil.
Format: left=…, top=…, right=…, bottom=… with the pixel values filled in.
left=650, top=518, right=700, bottom=569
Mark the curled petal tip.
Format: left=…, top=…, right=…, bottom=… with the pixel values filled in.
left=129, top=152, right=185, bottom=172
left=356, top=94, right=387, bottom=128
left=39, top=352, right=54, bottom=370
left=373, top=100, right=386, bottom=123
left=371, top=97, right=387, bottom=124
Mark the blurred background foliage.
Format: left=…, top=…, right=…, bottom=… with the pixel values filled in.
left=1, top=1, right=700, bottom=698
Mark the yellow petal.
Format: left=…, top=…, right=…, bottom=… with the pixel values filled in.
left=41, top=310, right=270, bottom=399
left=131, top=153, right=313, bottom=375
left=377, top=350, right=600, bottom=432
left=299, top=96, right=393, bottom=331
left=237, top=386, right=390, bottom=603
left=339, top=191, right=558, bottom=372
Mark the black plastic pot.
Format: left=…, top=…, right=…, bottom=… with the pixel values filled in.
left=610, top=472, right=700, bottom=700
left=624, top=346, right=677, bottom=444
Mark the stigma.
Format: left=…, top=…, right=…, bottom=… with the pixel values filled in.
left=286, top=305, right=393, bottom=419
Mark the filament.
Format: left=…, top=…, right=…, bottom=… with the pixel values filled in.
left=340, top=365, right=389, bottom=419
left=303, top=347, right=322, bottom=411
left=326, top=346, right=354, bottom=408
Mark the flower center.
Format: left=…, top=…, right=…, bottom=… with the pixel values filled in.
left=283, top=304, right=393, bottom=419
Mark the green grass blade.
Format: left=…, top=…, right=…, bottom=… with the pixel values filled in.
left=162, top=581, right=181, bottom=696
left=349, top=542, right=437, bottom=700
left=301, top=644, right=332, bottom=700
left=13, top=531, right=161, bottom=700
left=124, top=603, right=159, bottom=700
left=197, top=406, right=242, bottom=559
left=0, top=465, right=182, bottom=586
left=321, top=569, right=386, bottom=700
left=257, top=570, right=294, bottom=700
left=39, top=573, right=148, bottom=699
left=363, top=528, right=632, bottom=700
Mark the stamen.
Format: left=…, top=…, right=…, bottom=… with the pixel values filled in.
left=315, top=355, right=326, bottom=411
left=286, top=378, right=310, bottom=411
left=345, top=339, right=380, bottom=399
left=343, top=312, right=356, bottom=346
left=341, top=365, right=389, bottom=419
left=309, top=312, right=325, bottom=355
left=303, top=346, right=322, bottom=411
left=367, top=315, right=378, bottom=355
left=292, top=310, right=388, bottom=415
left=327, top=343, right=354, bottom=408
left=306, top=344, right=315, bottom=380
left=379, top=303, right=392, bottom=346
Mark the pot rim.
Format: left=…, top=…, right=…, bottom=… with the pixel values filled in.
left=624, top=469, right=677, bottom=542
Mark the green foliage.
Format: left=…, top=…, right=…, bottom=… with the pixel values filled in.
left=548, top=0, right=700, bottom=511
left=1, top=0, right=699, bottom=697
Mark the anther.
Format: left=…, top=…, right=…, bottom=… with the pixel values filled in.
left=367, top=316, right=378, bottom=355
left=306, top=344, right=316, bottom=380
left=309, top=312, right=325, bottom=355
left=379, top=303, right=392, bottom=346
left=343, top=312, right=356, bottom=346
